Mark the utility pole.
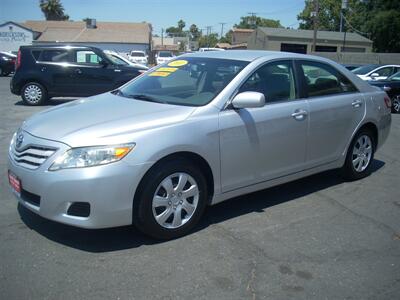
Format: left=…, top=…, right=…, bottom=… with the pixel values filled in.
left=219, top=22, right=226, bottom=39
left=161, top=28, right=164, bottom=46
left=341, top=0, right=348, bottom=51
left=206, top=26, right=212, bottom=48
left=311, top=0, right=319, bottom=52
left=247, top=12, right=257, bottom=29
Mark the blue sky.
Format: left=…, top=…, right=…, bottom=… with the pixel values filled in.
left=0, top=0, right=305, bottom=36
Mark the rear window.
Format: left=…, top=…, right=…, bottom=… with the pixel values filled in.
left=131, top=51, right=145, bottom=57
left=39, top=50, right=70, bottom=62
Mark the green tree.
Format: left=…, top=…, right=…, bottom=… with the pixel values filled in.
left=166, top=20, right=186, bottom=37
left=235, top=16, right=282, bottom=29
left=198, top=33, right=219, bottom=48
left=39, top=0, right=69, bottom=21
left=189, top=24, right=201, bottom=40
left=177, top=19, right=186, bottom=31
left=219, top=30, right=233, bottom=44
left=297, top=0, right=400, bottom=52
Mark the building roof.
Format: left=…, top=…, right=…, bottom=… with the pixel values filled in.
left=22, top=20, right=151, bottom=44
left=0, top=21, right=34, bottom=33
left=258, top=27, right=372, bottom=44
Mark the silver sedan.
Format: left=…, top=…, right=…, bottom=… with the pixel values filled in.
left=8, top=51, right=392, bottom=239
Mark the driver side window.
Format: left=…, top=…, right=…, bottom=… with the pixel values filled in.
left=239, top=60, right=296, bottom=103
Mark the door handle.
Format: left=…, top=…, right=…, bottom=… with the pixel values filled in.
left=75, top=68, right=82, bottom=74
left=41, top=67, right=46, bottom=72
left=114, top=69, right=121, bottom=72
left=291, top=109, right=308, bottom=121
left=352, top=100, right=362, bottom=107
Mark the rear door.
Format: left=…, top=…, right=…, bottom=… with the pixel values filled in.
left=71, top=49, right=115, bottom=96
left=37, top=49, right=75, bottom=95
left=296, top=60, right=364, bottom=168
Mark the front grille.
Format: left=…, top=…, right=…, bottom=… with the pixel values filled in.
left=11, top=145, right=57, bottom=170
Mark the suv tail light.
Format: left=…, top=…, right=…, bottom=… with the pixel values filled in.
left=16, top=49, right=21, bottom=70
left=384, top=96, right=391, bottom=109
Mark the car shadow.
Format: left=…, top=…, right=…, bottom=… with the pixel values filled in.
left=14, top=98, right=78, bottom=106
left=18, top=159, right=385, bottom=252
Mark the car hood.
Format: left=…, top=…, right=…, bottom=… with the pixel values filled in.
left=22, top=92, right=196, bottom=147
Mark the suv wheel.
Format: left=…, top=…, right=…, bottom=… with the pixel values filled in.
left=21, top=82, right=47, bottom=106
left=392, top=96, right=400, bottom=114
left=342, top=129, right=375, bottom=180
left=133, top=159, right=208, bottom=240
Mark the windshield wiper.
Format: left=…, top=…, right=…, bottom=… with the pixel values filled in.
left=127, top=94, right=166, bottom=104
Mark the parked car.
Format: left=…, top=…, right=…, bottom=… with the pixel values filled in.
left=342, top=63, right=363, bottom=71
left=0, top=51, right=16, bottom=76
left=198, top=47, right=225, bottom=52
left=156, top=51, right=174, bottom=65
left=104, top=50, right=149, bottom=69
left=368, top=71, right=400, bottom=113
left=10, top=45, right=147, bottom=105
left=128, top=50, right=148, bottom=66
left=352, top=64, right=400, bottom=81
left=8, top=51, right=391, bottom=239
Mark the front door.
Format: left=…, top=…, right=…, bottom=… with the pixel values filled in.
left=219, top=60, right=308, bottom=192
left=71, top=49, right=115, bottom=96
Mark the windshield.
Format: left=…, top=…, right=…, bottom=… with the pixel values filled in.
left=131, top=51, right=145, bottom=57
left=105, top=53, right=129, bottom=66
left=159, top=51, right=173, bottom=57
left=119, top=57, right=248, bottom=106
left=352, top=64, right=379, bottom=75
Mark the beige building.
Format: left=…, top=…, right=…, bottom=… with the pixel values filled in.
left=231, top=28, right=254, bottom=46
left=247, top=27, right=373, bottom=54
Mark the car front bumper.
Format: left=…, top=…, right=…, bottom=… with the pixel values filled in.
left=8, top=132, right=152, bottom=229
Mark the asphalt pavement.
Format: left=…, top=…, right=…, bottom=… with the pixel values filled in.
left=0, top=76, right=399, bottom=299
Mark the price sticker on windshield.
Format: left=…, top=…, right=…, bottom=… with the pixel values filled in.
left=157, top=67, right=178, bottom=73
left=148, top=71, right=171, bottom=77
left=168, top=60, right=188, bottom=67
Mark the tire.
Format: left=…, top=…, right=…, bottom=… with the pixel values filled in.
left=21, top=82, right=48, bottom=106
left=133, top=158, right=208, bottom=240
left=392, top=96, right=400, bottom=114
left=341, top=129, right=375, bottom=181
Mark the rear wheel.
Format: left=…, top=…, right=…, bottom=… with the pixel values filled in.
left=392, top=96, right=400, bottom=114
left=133, top=159, right=208, bottom=240
left=21, top=82, right=47, bottom=106
left=342, top=129, right=375, bottom=180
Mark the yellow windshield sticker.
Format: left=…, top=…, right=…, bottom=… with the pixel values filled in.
left=148, top=71, right=171, bottom=77
left=157, top=67, right=178, bottom=73
left=168, top=60, right=188, bottom=67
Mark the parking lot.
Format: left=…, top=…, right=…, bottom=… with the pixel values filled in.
left=0, top=75, right=399, bottom=299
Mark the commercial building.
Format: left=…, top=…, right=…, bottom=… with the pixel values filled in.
left=20, top=19, right=152, bottom=53
left=0, top=21, right=34, bottom=53
left=247, top=27, right=373, bottom=54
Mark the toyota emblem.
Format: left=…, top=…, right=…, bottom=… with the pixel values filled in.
left=16, top=132, right=24, bottom=149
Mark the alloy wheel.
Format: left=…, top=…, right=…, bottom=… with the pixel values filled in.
left=393, top=97, right=400, bottom=113
left=352, top=135, right=373, bottom=172
left=152, top=172, right=199, bottom=229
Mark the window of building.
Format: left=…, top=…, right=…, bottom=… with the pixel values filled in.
left=300, top=61, right=358, bottom=97
left=281, top=43, right=307, bottom=54
left=315, top=45, right=337, bottom=52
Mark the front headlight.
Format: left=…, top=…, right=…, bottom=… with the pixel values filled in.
left=49, top=143, right=135, bottom=171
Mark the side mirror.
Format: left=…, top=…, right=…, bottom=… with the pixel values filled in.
left=370, top=73, right=379, bottom=79
left=231, top=92, right=265, bottom=109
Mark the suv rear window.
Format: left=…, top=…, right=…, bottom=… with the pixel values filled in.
left=40, top=50, right=70, bottom=62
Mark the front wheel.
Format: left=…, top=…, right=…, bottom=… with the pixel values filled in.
left=133, top=159, right=208, bottom=240
left=21, top=82, right=47, bottom=106
left=392, top=96, right=400, bottom=114
left=341, top=129, right=375, bottom=180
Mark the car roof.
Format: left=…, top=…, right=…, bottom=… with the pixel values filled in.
left=20, top=45, right=102, bottom=51
left=181, top=50, right=316, bottom=62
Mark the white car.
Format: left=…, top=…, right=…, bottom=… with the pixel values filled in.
left=128, top=50, right=148, bottom=66
left=156, top=51, right=175, bottom=65
left=104, top=50, right=148, bottom=70
left=198, top=47, right=225, bottom=52
left=352, top=64, right=400, bottom=81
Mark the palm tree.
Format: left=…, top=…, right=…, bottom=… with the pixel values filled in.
left=39, top=0, right=69, bottom=21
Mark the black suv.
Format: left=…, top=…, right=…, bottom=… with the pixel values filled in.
left=11, top=45, right=147, bottom=105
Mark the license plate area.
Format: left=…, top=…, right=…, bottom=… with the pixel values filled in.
left=8, top=170, right=21, bottom=197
